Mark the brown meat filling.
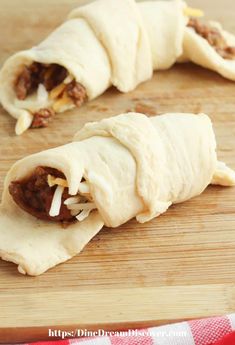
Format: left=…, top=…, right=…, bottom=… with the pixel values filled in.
left=66, top=80, right=87, bottom=108
left=188, top=18, right=235, bottom=60
left=31, top=108, right=55, bottom=128
left=9, top=167, right=75, bottom=222
left=14, top=62, right=87, bottom=128
left=15, top=63, right=67, bottom=100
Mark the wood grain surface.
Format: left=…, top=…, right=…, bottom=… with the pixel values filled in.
left=0, top=0, right=235, bottom=343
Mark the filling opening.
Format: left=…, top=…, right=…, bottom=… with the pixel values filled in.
left=9, top=166, right=96, bottom=224
left=187, top=18, right=235, bottom=60
left=14, top=63, right=87, bottom=128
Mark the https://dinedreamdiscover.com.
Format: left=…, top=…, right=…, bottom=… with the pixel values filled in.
left=48, top=328, right=187, bottom=339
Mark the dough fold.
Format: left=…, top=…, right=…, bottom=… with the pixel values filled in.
left=0, top=112, right=234, bottom=275
left=69, top=0, right=153, bottom=92
left=139, top=0, right=187, bottom=70
left=181, top=21, right=235, bottom=80
left=74, top=112, right=235, bottom=222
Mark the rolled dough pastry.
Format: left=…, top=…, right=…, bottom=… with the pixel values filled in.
left=0, top=112, right=234, bottom=275
left=0, top=0, right=186, bottom=134
left=1, top=0, right=235, bottom=135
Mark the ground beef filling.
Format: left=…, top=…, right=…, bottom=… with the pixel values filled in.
left=31, top=108, right=55, bottom=128
left=15, top=63, right=67, bottom=100
left=188, top=18, right=235, bottom=60
left=66, top=80, right=87, bottom=108
left=9, top=167, right=75, bottom=222
left=14, top=62, right=87, bottom=128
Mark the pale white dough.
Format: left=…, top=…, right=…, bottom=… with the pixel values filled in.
left=69, top=0, right=153, bottom=92
left=0, top=135, right=143, bottom=275
left=139, top=0, right=187, bottom=70
left=74, top=112, right=235, bottom=222
left=0, top=0, right=187, bottom=134
left=0, top=207, right=103, bottom=276
left=1, top=0, right=235, bottom=135
left=0, top=18, right=111, bottom=126
left=181, top=21, right=235, bottom=80
left=0, top=112, right=234, bottom=275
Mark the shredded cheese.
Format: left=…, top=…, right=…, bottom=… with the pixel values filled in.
left=15, top=84, right=51, bottom=113
left=52, top=95, right=74, bottom=113
left=64, top=196, right=81, bottom=205
left=37, top=84, right=48, bottom=104
left=184, top=7, right=204, bottom=18
left=64, top=75, right=74, bottom=84
left=67, top=202, right=96, bottom=211
left=47, top=173, right=96, bottom=221
left=50, top=83, right=66, bottom=100
left=47, top=174, right=68, bottom=188
left=49, top=185, right=64, bottom=217
left=71, top=209, right=81, bottom=217
left=76, top=209, right=92, bottom=222
left=15, top=113, right=33, bottom=135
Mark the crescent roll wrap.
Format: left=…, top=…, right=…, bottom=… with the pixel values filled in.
left=181, top=20, right=235, bottom=80
left=0, top=0, right=187, bottom=134
left=139, top=0, right=187, bottom=70
left=0, top=112, right=234, bottom=275
left=1, top=0, right=235, bottom=135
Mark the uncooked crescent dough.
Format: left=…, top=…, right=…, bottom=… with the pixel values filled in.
left=181, top=20, right=235, bottom=80
left=0, top=112, right=234, bottom=275
left=0, top=0, right=186, bottom=134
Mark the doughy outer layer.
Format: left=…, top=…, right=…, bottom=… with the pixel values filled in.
left=0, top=0, right=187, bottom=134
left=0, top=112, right=234, bottom=275
left=0, top=18, right=111, bottom=123
left=0, top=135, right=143, bottom=276
left=179, top=21, right=235, bottom=80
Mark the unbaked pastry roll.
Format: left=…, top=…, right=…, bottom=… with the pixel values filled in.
left=0, top=0, right=190, bottom=135
left=0, top=112, right=234, bottom=275
left=0, top=0, right=152, bottom=135
left=0, top=18, right=111, bottom=134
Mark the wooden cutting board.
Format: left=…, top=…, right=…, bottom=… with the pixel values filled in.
left=1, top=0, right=235, bottom=343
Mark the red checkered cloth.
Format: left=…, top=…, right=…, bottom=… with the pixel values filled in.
left=27, top=314, right=235, bottom=345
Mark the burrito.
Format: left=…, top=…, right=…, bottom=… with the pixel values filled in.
left=0, top=112, right=234, bottom=276
left=0, top=0, right=189, bottom=134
